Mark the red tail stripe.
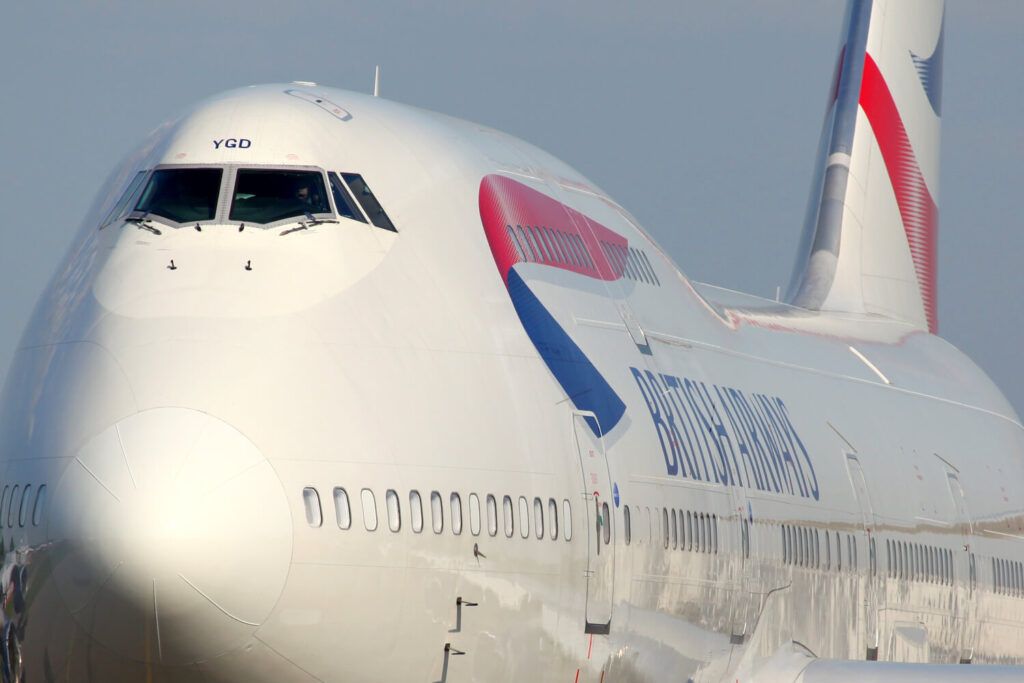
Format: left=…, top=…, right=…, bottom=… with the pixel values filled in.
left=859, top=54, right=938, bottom=333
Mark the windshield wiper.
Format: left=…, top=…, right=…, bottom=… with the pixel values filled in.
left=279, top=212, right=339, bottom=236
left=304, top=210, right=338, bottom=226
left=124, top=212, right=162, bottom=235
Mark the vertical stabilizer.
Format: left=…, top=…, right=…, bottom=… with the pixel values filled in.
left=788, top=0, right=944, bottom=333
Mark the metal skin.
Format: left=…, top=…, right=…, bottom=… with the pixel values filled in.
left=1, top=7, right=1023, bottom=683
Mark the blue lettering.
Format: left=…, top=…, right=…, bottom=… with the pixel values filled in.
left=754, top=394, right=795, bottom=496
left=630, top=369, right=817, bottom=501
left=775, top=399, right=819, bottom=500
left=630, top=368, right=678, bottom=476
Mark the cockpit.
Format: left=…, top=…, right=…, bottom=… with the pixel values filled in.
left=101, top=165, right=397, bottom=232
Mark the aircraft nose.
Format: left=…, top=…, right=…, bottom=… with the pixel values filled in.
left=49, top=408, right=292, bottom=665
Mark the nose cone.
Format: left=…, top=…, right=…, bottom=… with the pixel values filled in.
left=50, top=408, right=292, bottom=664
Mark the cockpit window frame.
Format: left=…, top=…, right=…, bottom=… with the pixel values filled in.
left=229, top=166, right=335, bottom=228
left=100, top=169, right=151, bottom=230
left=115, top=163, right=397, bottom=233
left=126, top=163, right=228, bottom=228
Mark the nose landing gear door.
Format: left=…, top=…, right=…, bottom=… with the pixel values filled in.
left=573, top=411, right=614, bottom=634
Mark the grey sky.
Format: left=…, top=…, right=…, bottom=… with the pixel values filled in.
left=2, top=1, right=1022, bottom=415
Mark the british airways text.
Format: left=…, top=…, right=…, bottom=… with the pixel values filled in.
left=631, top=368, right=819, bottom=500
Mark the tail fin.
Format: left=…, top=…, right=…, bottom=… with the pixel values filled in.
left=788, top=0, right=944, bottom=333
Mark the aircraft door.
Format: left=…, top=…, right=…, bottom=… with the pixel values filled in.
left=946, top=471, right=977, bottom=663
left=844, top=453, right=879, bottom=658
left=573, top=411, right=614, bottom=634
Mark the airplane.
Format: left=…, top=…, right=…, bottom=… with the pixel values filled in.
left=0, top=0, right=1022, bottom=680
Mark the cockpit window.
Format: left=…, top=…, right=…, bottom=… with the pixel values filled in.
left=134, top=168, right=223, bottom=223
left=100, top=170, right=149, bottom=228
left=329, top=173, right=367, bottom=223
left=341, top=173, right=396, bottom=232
left=230, top=169, right=330, bottom=224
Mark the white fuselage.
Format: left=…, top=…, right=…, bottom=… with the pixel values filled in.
left=0, top=83, right=1022, bottom=683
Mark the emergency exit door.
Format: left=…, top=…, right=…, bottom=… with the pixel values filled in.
left=573, top=411, right=614, bottom=634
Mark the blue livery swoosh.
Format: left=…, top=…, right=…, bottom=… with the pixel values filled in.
left=507, top=269, right=625, bottom=436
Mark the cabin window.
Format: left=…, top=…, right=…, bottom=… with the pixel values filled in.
left=487, top=494, right=498, bottom=537
left=503, top=496, right=514, bottom=538
left=558, top=231, right=580, bottom=267
left=229, top=169, right=330, bottom=224
left=624, top=505, right=631, bottom=546
left=662, top=508, right=669, bottom=549
left=361, top=489, right=378, bottom=531
left=548, top=498, right=559, bottom=540
left=640, top=251, right=661, bottom=285
left=563, top=499, right=573, bottom=541
left=333, top=487, right=351, bottom=529
left=571, top=235, right=592, bottom=269
left=469, top=493, right=481, bottom=536
left=430, top=491, right=444, bottom=534
left=135, top=168, right=223, bottom=223
left=506, top=226, right=527, bottom=261
left=409, top=490, right=424, bottom=533
left=741, top=518, right=750, bottom=559
left=542, top=227, right=564, bottom=263
left=0, top=486, right=7, bottom=529
left=602, top=502, right=611, bottom=545
left=17, top=484, right=30, bottom=528
left=528, top=226, right=550, bottom=262
left=450, top=493, right=463, bottom=535
left=670, top=509, right=678, bottom=549
left=31, top=485, right=46, bottom=527
left=533, top=497, right=544, bottom=539
left=341, top=173, right=396, bottom=231
left=302, top=487, right=322, bottom=528
left=385, top=489, right=401, bottom=532
left=516, top=226, right=537, bottom=261
left=519, top=497, right=530, bottom=539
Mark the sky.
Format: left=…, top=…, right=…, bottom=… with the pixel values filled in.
left=1, top=1, right=1022, bottom=415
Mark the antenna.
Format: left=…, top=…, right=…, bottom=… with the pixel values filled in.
left=373, top=66, right=380, bottom=97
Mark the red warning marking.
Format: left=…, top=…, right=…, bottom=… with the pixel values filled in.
left=588, top=634, right=593, bottom=659
left=599, top=672, right=605, bottom=683
left=574, top=669, right=580, bottom=683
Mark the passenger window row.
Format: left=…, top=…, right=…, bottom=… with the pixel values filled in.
left=0, top=484, right=46, bottom=530
left=302, top=487, right=573, bottom=542
left=599, top=241, right=660, bottom=286
left=623, top=505, right=718, bottom=555
left=506, top=224, right=596, bottom=274
left=782, top=524, right=821, bottom=568
left=887, top=539, right=954, bottom=586
left=783, top=526, right=858, bottom=572
left=993, top=557, right=1024, bottom=597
